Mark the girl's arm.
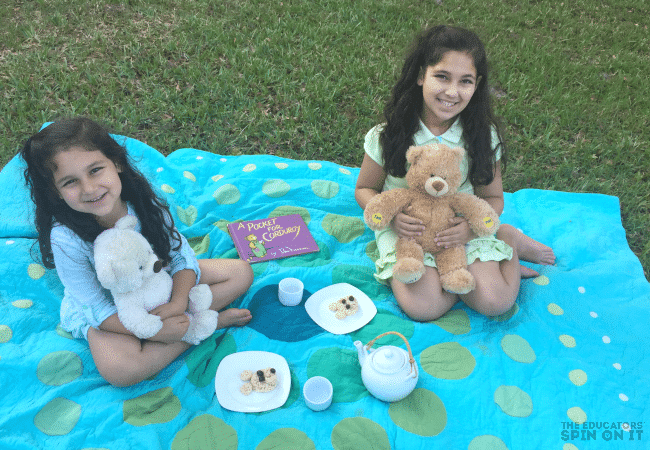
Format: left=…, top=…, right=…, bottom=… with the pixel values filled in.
left=473, top=160, right=504, bottom=215
left=150, top=214, right=202, bottom=320
left=355, top=153, right=425, bottom=238
left=99, top=313, right=190, bottom=343
left=149, top=269, right=196, bottom=320
left=355, top=153, right=387, bottom=209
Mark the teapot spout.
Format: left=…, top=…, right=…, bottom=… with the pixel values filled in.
left=353, top=340, right=367, bottom=366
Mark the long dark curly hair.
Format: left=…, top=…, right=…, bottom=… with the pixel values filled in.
left=380, top=25, right=506, bottom=184
left=21, top=117, right=181, bottom=269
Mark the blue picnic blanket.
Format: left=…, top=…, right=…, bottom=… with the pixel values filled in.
left=0, top=130, right=648, bottom=449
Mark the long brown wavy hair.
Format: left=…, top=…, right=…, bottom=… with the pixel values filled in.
left=380, top=25, right=506, bottom=184
left=21, top=117, right=181, bottom=269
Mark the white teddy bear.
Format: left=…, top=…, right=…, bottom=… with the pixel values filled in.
left=93, top=215, right=218, bottom=345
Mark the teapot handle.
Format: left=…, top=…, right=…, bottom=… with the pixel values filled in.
left=365, top=331, right=417, bottom=378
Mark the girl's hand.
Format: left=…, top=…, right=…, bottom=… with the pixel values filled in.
left=392, top=210, right=425, bottom=239
left=150, top=314, right=190, bottom=343
left=434, top=217, right=476, bottom=248
left=150, top=301, right=187, bottom=321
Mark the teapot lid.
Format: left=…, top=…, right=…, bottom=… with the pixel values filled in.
left=370, top=346, right=406, bottom=374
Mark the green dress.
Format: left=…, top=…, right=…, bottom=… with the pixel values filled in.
left=364, top=119, right=513, bottom=283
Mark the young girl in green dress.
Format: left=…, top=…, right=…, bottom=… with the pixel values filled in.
left=355, top=25, right=555, bottom=321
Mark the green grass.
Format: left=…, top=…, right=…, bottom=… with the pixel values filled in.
left=1, top=0, right=648, bottom=278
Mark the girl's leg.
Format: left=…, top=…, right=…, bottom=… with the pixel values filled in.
left=391, top=266, right=458, bottom=322
left=517, top=228, right=556, bottom=278
left=520, top=265, right=539, bottom=279
left=198, top=258, right=253, bottom=327
left=87, top=327, right=190, bottom=387
left=460, top=224, right=521, bottom=316
left=517, top=230, right=555, bottom=266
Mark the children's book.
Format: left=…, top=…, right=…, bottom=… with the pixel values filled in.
left=227, top=214, right=319, bottom=263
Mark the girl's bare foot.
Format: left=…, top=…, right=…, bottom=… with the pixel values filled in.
left=520, top=265, right=539, bottom=279
left=216, top=308, right=252, bottom=329
left=513, top=228, right=556, bottom=266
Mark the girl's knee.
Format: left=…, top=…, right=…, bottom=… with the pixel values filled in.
left=88, top=328, right=146, bottom=387
left=401, top=306, right=447, bottom=322
left=469, top=291, right=516, bottom=317
left=223, top=259, right=254, bottom=290
left=100, top=368, right=142, bottom=387
left=496, top=224, right=518, bottom=246
left=237, top=260, right=254, bottom=289
left=93, top=356, right=144, bottom=387
left=394, top=289, right=456, bottom=322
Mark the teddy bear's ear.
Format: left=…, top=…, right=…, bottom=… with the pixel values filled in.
left=96, top=260, right=118, bottom=290
left=450, top=147, right=466, bottom=163
left=98, top=260, right=139, bottom=292
left=406, top=146, right=427, bottom=164
left=115, top=215, right=138, bottom=231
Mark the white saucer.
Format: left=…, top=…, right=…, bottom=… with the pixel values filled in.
left=305, top=283, right=377, bottom=335
left=215, top=351, right=291, bottom=413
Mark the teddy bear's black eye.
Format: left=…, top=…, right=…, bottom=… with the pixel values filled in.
left=139, top=266, right=143, bottom=270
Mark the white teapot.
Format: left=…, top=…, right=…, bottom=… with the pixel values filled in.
left=354, top=331, right=419, bottom=402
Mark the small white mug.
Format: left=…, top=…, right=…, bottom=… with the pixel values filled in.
left=303, top=376, right=333, bottom=411
left=278, top=278, right=304, bottom=306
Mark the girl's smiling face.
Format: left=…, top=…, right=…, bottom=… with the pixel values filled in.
left=52, top=146, right=128, bottom=228
left=418, top=50, right=481, bottom=134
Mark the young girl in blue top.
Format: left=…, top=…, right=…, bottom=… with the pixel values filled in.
left=21, top=117, right=254, bottom=386
left=355, top=25, right=555, bottom=321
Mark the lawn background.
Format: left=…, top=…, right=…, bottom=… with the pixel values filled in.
left=1, top=0, right=648, bottom=278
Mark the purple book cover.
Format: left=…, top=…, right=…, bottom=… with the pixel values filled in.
left=227, top=214, right=319, bottom=263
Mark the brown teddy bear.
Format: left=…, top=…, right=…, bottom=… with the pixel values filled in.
left=364, top=143, right=500, bottom=294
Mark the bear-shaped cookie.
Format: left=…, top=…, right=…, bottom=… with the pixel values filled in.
left=328, top=295, right=359, bottom=319
left=240, top=368, right=278, bottom=395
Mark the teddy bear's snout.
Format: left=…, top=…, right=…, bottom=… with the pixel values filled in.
left=425, top=176, right=449, bottom=196
left=143, top=253, right=163, bottom=275
left=432, top=180, right=446, bottom=191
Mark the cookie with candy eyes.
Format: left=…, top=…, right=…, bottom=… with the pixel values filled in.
left=328, top=295, right=359, bottom=319
left=239, top=367, right=278, bottom=395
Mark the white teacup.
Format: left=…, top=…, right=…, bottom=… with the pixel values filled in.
left=303, top=376, right=333, bottom=411
left=278, top=278, right=304, bottom=306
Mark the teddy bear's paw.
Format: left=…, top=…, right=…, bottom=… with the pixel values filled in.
left=364, top=209, right=388, bottom=230
left=182, top=310, right=219, bottom=345
left=188, top=284, right=213, bottom=313
left=393, top=258, right=425, bottom=284
left=181, top=333, right=202, bottom=346
left=441, top=269, right=475, bottom=295
left=473, top=215, right=501, bottom=237
left=196, top=310, right=219, bottom=334
left=129, top=315, right=164, bottom=340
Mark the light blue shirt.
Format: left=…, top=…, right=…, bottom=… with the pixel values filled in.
left=52, top=203, right=200, bottom=339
